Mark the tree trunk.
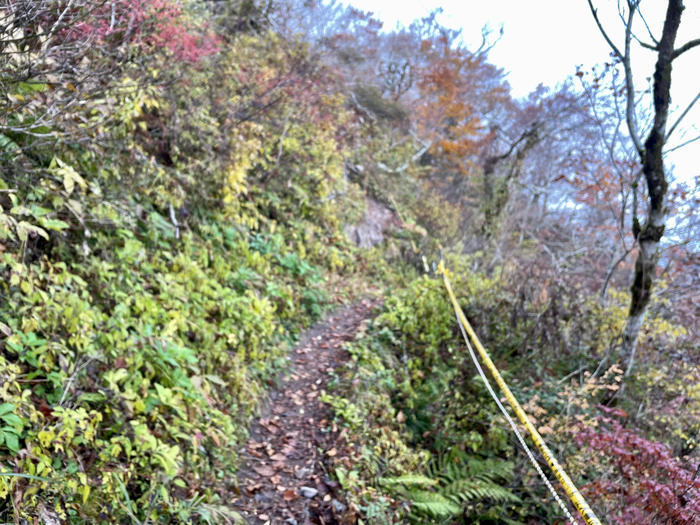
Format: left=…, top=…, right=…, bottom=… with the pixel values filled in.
left=620, top=0, right=684, bottom=375
left=481, top=123, right=540, bottom=237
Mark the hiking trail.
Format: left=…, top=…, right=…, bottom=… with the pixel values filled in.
left=232, top=300, right=379, bottom=524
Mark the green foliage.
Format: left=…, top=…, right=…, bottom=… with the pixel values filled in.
left=0, top=5, right=364, bottom=521
left=382, top=394, right=521, bottom=522
left=0, top=1, right=693, bottom=523
left=0, top=403, right=23, bottom=453
left=322, top=267, right=530, bottom=523
left=386, top=456, right=523, bottom=523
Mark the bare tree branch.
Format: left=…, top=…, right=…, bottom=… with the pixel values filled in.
left=664, top=133, right=700, bottom=154
left=600, top=245, right=634, bottom=302
left=666, top=90, right=700, bottom=140
left=375, top=133, right=431, bottom=174
left=586, top=0, right=624, bottom=59
left=630, top=33, right=658, bottom=51
left=587, top=1, right=644, bottom=155
left=622, top=2, right=644, bottom=155
left=636, top=4, right=660, bottom=46
left=672, top=37, right=700, bottom=59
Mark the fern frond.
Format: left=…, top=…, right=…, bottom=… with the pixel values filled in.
left=408, top=490, right=461, bottom=518
left=380, top=474, right=438, bottom=487
left=465, top=457, right=515, bottom=481
left=384, top=449, right=520, bottom=523
left=443, top=478, right=521, bottom=504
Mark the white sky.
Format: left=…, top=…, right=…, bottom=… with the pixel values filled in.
left=345, top=0, right=700, bottom=183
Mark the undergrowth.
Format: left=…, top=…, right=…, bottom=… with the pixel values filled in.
left=322, top=254, right=697, bottom=524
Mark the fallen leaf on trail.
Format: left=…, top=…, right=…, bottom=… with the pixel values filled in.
left=326, top=448, right=337, bottom=457
left=270, top=453, right=286, bottom=461
left=283, top=489, right=297, bottom=501
left=245, top=483, right=262, bottom=493
left=253, top=465, right=275, bottom=477
left=262, top=422, right=279, bottom=433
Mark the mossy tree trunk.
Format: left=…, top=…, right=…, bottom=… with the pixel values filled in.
left=481, top=123, right=540, bottom=237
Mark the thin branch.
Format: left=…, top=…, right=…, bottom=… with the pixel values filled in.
left=636, top=4, right=660, bottom=47
left=348, top=91, right=377, bottom=122
left=275, top=110, right=292, bottom=166
left=41, top=0, right=77, bottom=53
left=587, top=1, right=644, bottom=155
left=600, top=245, right=634, bottom=301
left=168, top=203, right=180, bottom=240
left=586, top=0, right=624, bottom=59
left=630, top=33, right=658, bottom=52
left=666, top=90, right=700, bottom=140
left=622, top=2, right=644, bottom=155
left=375, top=136, right=431, bottom=174
left=673, top=38, right=700, bottom=60
left=664, top=133, right=700, bottom=154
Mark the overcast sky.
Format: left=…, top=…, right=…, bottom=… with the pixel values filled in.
left=345, top=0, right=699, bottom=182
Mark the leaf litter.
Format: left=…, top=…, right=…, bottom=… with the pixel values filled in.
left=233, top=300, right=379, bottom=524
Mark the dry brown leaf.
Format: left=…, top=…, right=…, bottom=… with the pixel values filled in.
left=245, top=483, right=262, bottom=493
left=253, top=465, right=275, bottom=477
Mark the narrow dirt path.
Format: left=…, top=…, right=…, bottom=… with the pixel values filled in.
left=232, top=300, right=378, bottom=525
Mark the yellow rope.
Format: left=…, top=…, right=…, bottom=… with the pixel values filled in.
left=438, top=258, right=603, bottom=525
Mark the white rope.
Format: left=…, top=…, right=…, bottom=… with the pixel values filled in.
left=451, top=305, right=579, bottom=525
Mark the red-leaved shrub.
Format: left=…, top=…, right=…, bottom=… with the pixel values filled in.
left=577, top=406, right=699, bottom=524
left=59, top=0, right=220, bottom=63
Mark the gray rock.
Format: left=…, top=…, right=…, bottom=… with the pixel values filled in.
left=300, top=486, right=318, bottom=498
left=294, top=467, right=311, bottom=479
left=343, top=198, right=397, bottom=248
left=331, top=499, right=347, bottom=513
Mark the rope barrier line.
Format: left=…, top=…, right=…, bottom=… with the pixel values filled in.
left=438, top=258, right=603, bottom=525
left=452, top=304, right=578, bottom=525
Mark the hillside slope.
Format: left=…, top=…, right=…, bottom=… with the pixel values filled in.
left=1, top=1, right=697, bottom=524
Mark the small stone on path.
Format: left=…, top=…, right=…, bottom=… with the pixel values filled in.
left=300, top=486, right=318, bottom=498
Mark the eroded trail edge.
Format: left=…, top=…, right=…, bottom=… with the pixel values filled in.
left=233, top=300, right=378, bottom=524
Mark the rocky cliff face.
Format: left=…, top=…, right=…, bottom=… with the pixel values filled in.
left=344, top=197, right=399, bottom=248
